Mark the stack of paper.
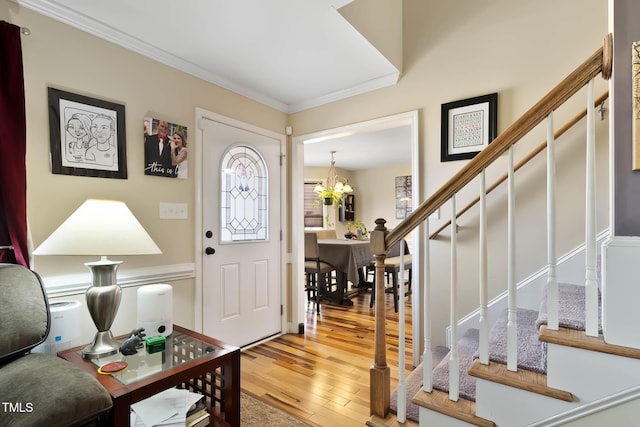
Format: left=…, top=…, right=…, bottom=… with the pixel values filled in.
left=130, top=388, right=205, bottom=427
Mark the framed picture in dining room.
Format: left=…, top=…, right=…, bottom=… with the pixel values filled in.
left=47, top=87, right=127, bottom=179
left=395, top=175, right=412, bottom=219
left=441, top=92, right=498, bottom=162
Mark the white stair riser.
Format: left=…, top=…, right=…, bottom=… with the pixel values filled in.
left=474, top=378, right=575, bottom=426
left=547, top=343, right=640, bottom=401
left=419, top=407, right=476, bottom=426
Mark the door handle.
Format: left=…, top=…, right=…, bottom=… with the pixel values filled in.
left=205, top=247, right=216, bottom=255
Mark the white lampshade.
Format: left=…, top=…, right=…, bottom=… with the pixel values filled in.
left=33, top=199, right=161, bottom=256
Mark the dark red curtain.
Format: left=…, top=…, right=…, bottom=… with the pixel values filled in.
left=0, top=21, right=28, bottom=267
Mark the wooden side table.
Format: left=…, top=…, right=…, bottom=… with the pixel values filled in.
left=59, top=325, right=240, bottom=427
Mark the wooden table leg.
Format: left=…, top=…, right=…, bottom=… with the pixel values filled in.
left=221, top=355, right=241, bottom=426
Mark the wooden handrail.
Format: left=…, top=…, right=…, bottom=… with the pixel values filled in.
left=429, top=91, right=609, bottom=239
left=368, top=34, right=613, bottom=419
left=382, top=34, right=612, bottom=252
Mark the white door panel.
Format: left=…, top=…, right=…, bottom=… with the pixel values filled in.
left=201, top=116, right=281, bottom=347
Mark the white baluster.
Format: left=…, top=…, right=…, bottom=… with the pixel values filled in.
left=547, top=113, right=559, bottom=330
left=585, top=79, right=599, bottom=337
left=397, top=238, right=407, bottom=423
left=423, top=221, right=433, bottom=392
left=449, top=196, right=460, bottom=400
left=507, top=146, right=518, bottom=372
left=479, top=170, right=489, bottom=364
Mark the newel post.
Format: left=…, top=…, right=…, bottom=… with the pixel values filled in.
left=370, top=218, right=390, bottom=417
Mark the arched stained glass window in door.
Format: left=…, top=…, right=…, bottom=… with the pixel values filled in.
left=220, top=145, right=268, bottom=242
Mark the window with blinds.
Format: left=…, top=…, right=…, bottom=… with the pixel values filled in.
left=304, top=181, right=323, bottom=228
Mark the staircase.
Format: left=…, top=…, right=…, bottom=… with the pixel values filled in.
left=410, top=275, right=640, bottom=426
left=365, top=34, right=640, bottom=426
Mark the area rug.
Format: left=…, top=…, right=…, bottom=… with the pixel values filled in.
left=241, top=391, right=313, bottom=427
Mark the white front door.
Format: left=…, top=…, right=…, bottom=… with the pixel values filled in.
left=200, top=115, right=282, bottom=347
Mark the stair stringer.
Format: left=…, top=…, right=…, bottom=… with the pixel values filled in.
left=527, top=384, right=640, bottom=426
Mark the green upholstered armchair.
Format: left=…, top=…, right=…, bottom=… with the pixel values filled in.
left=0, top=263, right=112, bottom=426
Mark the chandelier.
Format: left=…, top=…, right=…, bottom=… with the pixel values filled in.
left=313, top=150, right=353, bottom=205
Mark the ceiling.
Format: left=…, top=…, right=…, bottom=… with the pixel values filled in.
left=16, top=0, right=409, bottom=167
left=303, top=124, right=412, bottom=171
left=16, top=0, right=399, bottom=113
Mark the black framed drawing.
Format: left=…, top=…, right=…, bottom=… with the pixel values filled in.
left=47, top=87, right=127, bottom=179
left=441, top=92, right=497, bottom=162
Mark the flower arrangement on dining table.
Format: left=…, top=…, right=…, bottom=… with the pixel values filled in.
left=345, top=220, right=369, bottom=239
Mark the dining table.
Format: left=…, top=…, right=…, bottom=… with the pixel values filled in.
left=317, top=238, right=372, bottom=306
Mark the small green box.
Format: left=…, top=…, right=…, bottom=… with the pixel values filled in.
left=145, top=335, right=166, bottom=354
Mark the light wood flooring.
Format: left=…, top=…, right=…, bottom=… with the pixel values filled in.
left=240, top=288, right=416, bottom=426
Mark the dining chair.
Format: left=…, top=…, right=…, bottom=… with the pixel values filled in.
left=368, top=240, right=412, bottom=312
left=364, top=238, right=407, bottom=284
left=304, top=232, right=337, bottom=313
left=315, top=229, right=337, bottom=240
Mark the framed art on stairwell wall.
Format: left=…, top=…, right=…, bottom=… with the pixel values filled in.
left=441, top=92, right=498, bottom=162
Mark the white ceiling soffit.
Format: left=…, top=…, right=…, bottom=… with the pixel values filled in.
left=16, top=0, right=400, bottom=113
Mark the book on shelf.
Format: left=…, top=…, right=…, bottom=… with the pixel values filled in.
left=187, top=411, right=209, bottom=427
left=186, top=400, right=209, bottom=427
left=130, top=387, right=207, bottom=426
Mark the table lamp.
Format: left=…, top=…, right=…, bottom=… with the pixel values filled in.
left=33, top=199, right=162, bottom=359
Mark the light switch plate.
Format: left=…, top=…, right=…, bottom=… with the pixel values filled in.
left=159, top=202, right=188, bottom=219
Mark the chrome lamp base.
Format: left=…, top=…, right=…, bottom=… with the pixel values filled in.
left=81, top=257, right=123, bottom=360
left=82, top=330, right=120, bottom=359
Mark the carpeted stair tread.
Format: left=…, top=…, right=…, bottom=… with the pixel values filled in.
left=390, top=345, right=449, bottom=422
left=536, top=282, right=602, bottom=333
left=476, top=307, right=547, bottom=374
left=432, top=328, right=479, bottom=401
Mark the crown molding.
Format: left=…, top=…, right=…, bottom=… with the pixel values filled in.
left=16, top=0, right=398, bottom=114
left=288, top=71, right=399, bottom=113
left=16, top=0, right=291, bottom=111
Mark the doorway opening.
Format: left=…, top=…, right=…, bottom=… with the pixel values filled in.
left=291, top=110, right=421, bottom=365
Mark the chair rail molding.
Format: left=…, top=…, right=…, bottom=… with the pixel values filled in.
left=39, top=263, right=196, bottom=297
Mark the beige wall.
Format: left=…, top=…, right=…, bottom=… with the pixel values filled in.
left=1, top=1, right=287, bottom=341
left=351, top=164, right=412, bottom=233
left=292, top=0, right=609, bottom=344
left=339, top=0, right=403, bottom=72
left=3, top=0, right=609, bottom=347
